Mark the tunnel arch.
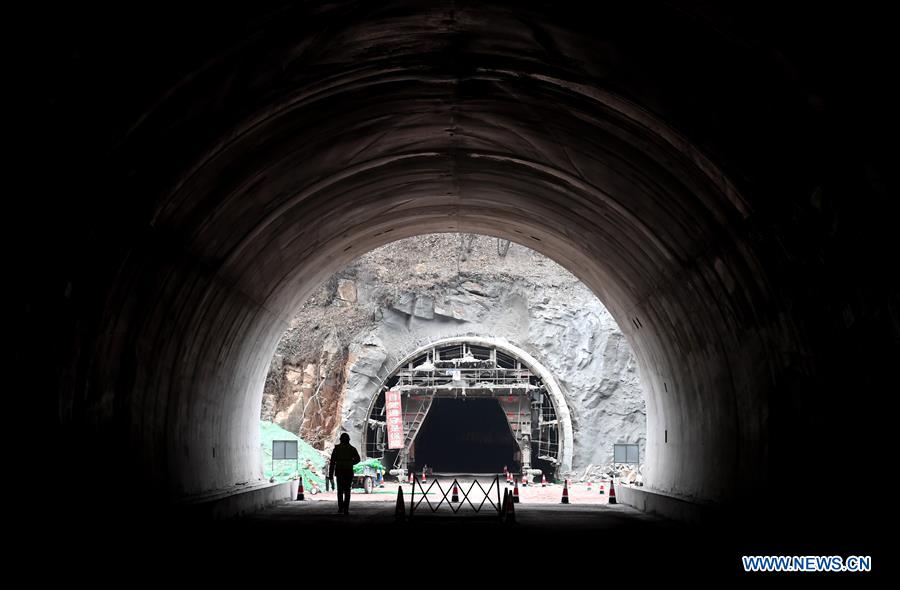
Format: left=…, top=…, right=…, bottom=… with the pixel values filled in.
left=358, top=336, right=575, bottom=474
left=34, top=2, right=897, bottom=532
left=104, top=72, right=772, bottom=505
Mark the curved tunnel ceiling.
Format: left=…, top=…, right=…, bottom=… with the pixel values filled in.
left=132, top=19, right=766, bottom=502
left=24, top=1, right=897, bottom=525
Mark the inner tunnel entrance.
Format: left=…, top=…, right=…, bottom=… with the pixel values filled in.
left=412, top=398, right=519, bottom=474
left=364, top=339, right=573, bottom=480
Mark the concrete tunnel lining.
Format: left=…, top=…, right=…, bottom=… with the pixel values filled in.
left=93, top=62, right=771, bottom=505
left=34, top=2, right=897, bottom=526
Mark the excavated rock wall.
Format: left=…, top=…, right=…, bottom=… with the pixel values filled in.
left=262, top=234, right=645, bottom=471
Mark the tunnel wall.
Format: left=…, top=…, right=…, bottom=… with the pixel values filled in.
left=19, top=1, right=897, bottom=526
left=616, top=484, right=715, bottom=527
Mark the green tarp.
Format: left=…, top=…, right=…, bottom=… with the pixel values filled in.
left=259, top=420, right=327, bottom=490
left=354, top=458, right=386, bottom=474
left=260, top=422, right=387, bottom=491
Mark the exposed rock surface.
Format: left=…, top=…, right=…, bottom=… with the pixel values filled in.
left=262, top=234, right=645, bottom=469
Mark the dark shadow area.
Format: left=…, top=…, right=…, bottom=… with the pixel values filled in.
left=42, top=497, right=886, bottom=583
left=414, top=398, right=520, bottom=473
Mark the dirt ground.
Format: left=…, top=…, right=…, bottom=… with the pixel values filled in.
left=306, top=478, right=614, bottom=505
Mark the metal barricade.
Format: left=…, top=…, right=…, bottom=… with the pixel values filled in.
left=409, top=475, right=503, bottom=517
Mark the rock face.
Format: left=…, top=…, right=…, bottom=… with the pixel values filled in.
left=262, top=234, right=645, bottom=471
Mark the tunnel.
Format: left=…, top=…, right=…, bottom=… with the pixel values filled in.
left=413, top=399, right=520, bottom=474
left=363, top=337, right=573, bottom=479
left=16, top=0, right=896, bottom=570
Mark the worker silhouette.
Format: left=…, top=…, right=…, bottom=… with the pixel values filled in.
left=329, top=432, right=361, bottom=515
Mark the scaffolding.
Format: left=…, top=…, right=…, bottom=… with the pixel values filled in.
left=365, top=342, right=561, bottom=475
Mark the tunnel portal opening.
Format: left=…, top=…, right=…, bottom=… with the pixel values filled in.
left=365, top=339, right=568, bottom=480
left=413, top=398, right=520, bottom=474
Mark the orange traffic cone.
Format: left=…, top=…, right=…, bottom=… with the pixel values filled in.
left=560, top=479, right=570, bottom=504
left=513, top=479, right=520, bottom=503
left=395, top=487, right=406, bottom=521
left=421, top=469, right=426, bottom=484
left=506, top=489, right=517, bottom=525
left=296, top=478, right=305, bottom=501
left=522, top=475, right=528, bottom=488
left=451, top=482, right=460, bottom=503
left=598, top=482, right=605, bottom=495
left=541, top=474, right=547, bottom=487
left=408, top=471, right=413, bottom=485
left=608, top=479, right=617, bottom=504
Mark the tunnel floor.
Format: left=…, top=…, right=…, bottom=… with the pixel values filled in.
left=193, top=500, right=742, bottom=580
left=231, top=497, right=669, bottom=530
left=51, top=487, right=883, bottom=582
